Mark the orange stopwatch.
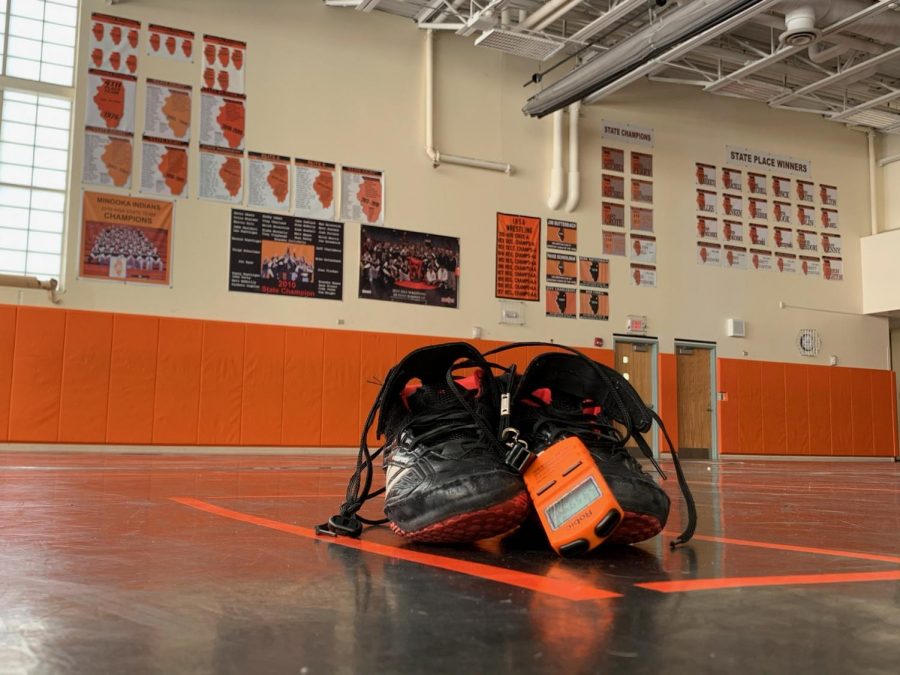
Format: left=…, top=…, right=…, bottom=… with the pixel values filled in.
left=519, top=436, right=623, bottom=556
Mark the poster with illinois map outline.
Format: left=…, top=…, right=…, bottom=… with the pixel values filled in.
left=85, top=69, right=136, bottom=134
left=341, top=166, right=384, bottom=225
left=83, top=128, right=133, bottom=189
left=199, top=88, right=245, bottom=151
left=202, top=35, right=246, bottom=95
left=248, top=152, right=291, bottom=212
left=148, top=24, right=194, bottom=62
left=199, top=145, right=243, bottom=204
left=140, top=136, right=188, bottom=199
left=294, top=159, right=336, bottom=220
left=89, top=14, right=140, bottom=75
left=144, top=79, right=192, bottom=142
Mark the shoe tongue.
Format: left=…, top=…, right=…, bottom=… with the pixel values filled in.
left=406, top=380, right=473, bottom=414
left=532, top=388, right=581, bottom=411
left=530, top=388, right=603, bottom=420
left=402, top=370, right=483, bottom=412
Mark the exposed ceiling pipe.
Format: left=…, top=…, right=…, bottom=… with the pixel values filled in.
left=533, top=0, right=586, bottom=32
left=808, top=42, right=851, bottom=63
left=0, top=274, right=60, bottom=303
left=564, top=101, right=581, bottom=212
left=424, top=30, right=512, bottom=174
left=518, top=0, right=582, bottom=32
left=548, top=110, right=565, bottom=209
left=524, top=0, right=783, bottom=117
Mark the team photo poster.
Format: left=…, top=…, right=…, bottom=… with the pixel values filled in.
left=360, top=225, right=459, bottom=308
left=229, top=209, right=344, bottom=300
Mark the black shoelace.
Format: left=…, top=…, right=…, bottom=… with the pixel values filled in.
left=484, top=341, right=697, bottom=548
left=315, top=359, right=502, bottom=538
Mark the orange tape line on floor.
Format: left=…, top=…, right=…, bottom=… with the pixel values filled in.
left=637, top=570, right=900, bottom=593
left=171, top=496, right=621, bottom=602
left=663, top=531, right=900, bottom=564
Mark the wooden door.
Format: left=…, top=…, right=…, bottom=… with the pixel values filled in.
left=614, top=341, right=654, bottom=448
left=676, top=345, right=712, bottom=455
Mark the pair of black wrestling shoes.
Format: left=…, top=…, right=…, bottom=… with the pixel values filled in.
left=317, top=342, right=695, bottom=550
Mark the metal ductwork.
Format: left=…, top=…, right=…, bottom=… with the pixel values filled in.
left=522, top=0, right=778, bottom=118
left=781, top=5, right=820, bottom=45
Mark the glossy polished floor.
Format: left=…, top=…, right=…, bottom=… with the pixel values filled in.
left=1, top=452, right=899, bottom=674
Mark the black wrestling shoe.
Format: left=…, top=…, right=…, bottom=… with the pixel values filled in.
left=507, top=349, right=695, bottom=547
left=317, top=342, right=528, bottom=544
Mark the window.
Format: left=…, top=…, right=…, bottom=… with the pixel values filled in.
left=0, top=0, right=78, bottom=280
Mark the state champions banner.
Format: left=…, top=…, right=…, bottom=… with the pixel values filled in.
left=80, top=191, right=173, bottom=285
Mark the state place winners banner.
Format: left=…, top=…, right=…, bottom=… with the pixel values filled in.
left=229, top=209, right=343, bottom=300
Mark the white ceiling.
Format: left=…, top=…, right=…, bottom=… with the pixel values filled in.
left=325, top=0, right=900, bottom=133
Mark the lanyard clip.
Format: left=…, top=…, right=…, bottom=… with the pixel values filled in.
left=502, top=427, right=534, bottom=474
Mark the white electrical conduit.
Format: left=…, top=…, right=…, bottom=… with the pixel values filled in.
left=548, top=110, right=565, bottom=209
left=868, top=131, right=878, bottom=236
left=564, top=101, right=580, bottom=212
left=424, top=30, right=511, bottom=174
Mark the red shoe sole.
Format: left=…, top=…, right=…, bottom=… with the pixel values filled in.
left=607, top=511, right=662, bottom=544
left=390, top=492, right=530, bottom=544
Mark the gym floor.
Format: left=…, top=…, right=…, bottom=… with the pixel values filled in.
left=1, top=451, right=898, bottom=674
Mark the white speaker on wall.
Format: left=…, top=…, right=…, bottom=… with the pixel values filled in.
left=726, top=318, right=746, bottom=337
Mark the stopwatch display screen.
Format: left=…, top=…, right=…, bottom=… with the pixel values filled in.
left=545, top=477, right=602, bottom=530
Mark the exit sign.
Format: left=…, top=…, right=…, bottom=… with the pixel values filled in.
left=626, top=315, right=647, bottom=335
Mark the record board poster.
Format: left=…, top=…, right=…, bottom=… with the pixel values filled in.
left=496, top=213, right=540, bottom=301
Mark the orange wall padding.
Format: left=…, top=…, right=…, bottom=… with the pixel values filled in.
left=0, top=304, right=896, bottom=458
left=717, top=357, right=898, bottom=457
left=657, top=353, right=678, bottom=453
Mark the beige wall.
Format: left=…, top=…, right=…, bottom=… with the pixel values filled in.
left=861, top=228, right=900, bottom=315
left=3, top=0, right=890, bottom=369
left=881, top=134, right=900, bottom=232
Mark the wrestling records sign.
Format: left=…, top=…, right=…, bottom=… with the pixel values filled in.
left=229, top=209, right=343, bottom=300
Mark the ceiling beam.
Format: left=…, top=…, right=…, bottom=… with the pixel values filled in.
left=768, top=45, right=900, bottom=106
left=568, top=0, right=645, bottom=43
left=831, top=86, right=900, bottom=122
